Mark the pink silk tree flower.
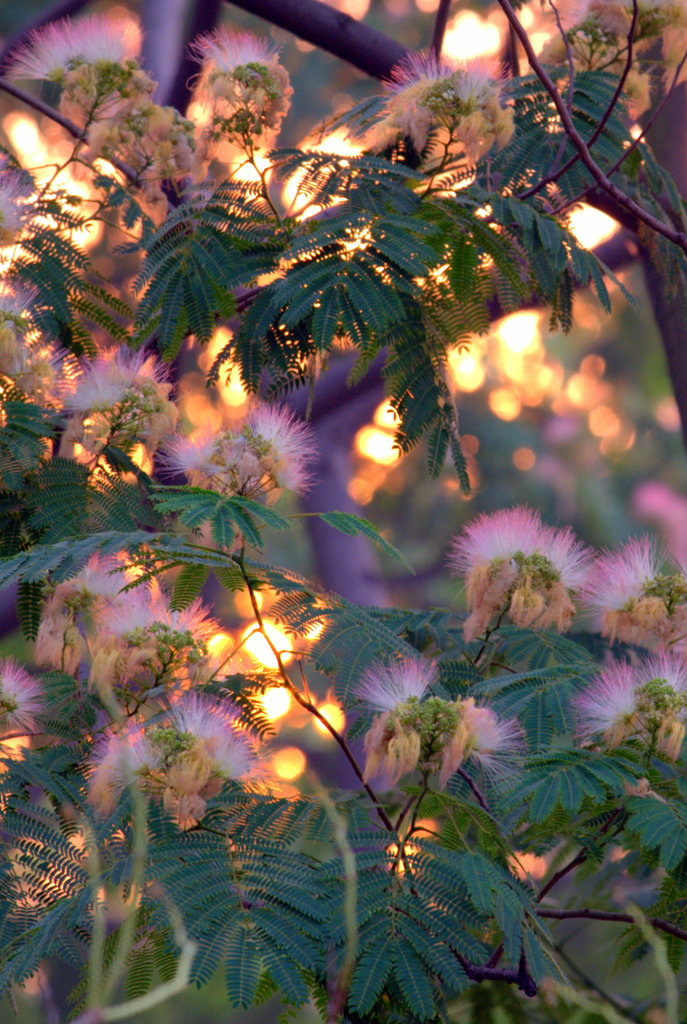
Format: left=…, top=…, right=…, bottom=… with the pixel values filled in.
left=89, top=695, right=262, bottom=827
left=161, top=402, right=316, bottom=504
left=576, top=651, right=687, bottom=760
left=366, top=52, right=513, bottom=163
left=582, top=535, right=687, bottom=649
left=449, top=507, right=591, bottom=643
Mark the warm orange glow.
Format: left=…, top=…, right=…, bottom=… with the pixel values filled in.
left=448, top=348, right=485, bottom=392
left=314, top=701, right=346, bottom=735
left=181, top=393, right=223, bottom=430
left=416, top=0, right=439, bottom=10
left=513, top=447, right=536, bottom=471
left=234, top=588, right=263, bottom=618
left=355, top=426, right=398, bottom=465
left=580, top=354, right=606, bottom=377
left=208, top=631, right=233, bottom=657
left=374, top=402, right=398, bottom=428
left=461, top=433, right=479, bottom=455
left=566, top=373, right=605, bottom=409
left=272, top=746, right=306, bottom=780
left=260, top=686, right=291, bottom=721
left=568, top=204, right=618, bottom=249
left=489, top=388, right=521, bottom=420
left=242, top=620, right=293, bottom=668
left=336, top=0, right=370, bottom=16
left=282, top=130, right=363, bottom=216
left=510, top=851, right=548, bottom=881
left=129, top=444, right=152, bottom=474
left=588, top=405, right=621, bottom=438
left=444, top=10, right=502, bottom=60
left=496, top=311, right=540, bottom=354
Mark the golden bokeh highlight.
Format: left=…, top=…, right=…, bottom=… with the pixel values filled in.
left=272, top=746, right=306, bottom=780
left=314, top=701, right=346, bottom=736
left=489, top=388, right=521, bottom=421
left=448, top=347, right=485, bottom=392
left=260, top=686, right=291, bottom=721
left=443, top=10, right=502, bottom=60
left=568, top=204, right=619, bottom=249
left=241, top=620, right=293, bottom=668
left=355, top=426, right=398, bottom=465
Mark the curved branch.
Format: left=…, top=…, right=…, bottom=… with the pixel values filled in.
left=538, top=907, right=687, bottom=942
left=0, top=78, right=136, bottom=181
left=495, top=0, right=687, bottom=253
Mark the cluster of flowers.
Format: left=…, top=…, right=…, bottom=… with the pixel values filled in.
left=58, top=348, right=178, bottom=460
left=7, top=15, right=197, bottom=217
left=5, top=18, right=294, bottom=216
left=30, top=550, right=261, bottom=827
left=90, top=693, right=261, bottom=828
left=541, top=0, right=687, bottom=116
left=367, top=53, right=514, bottom=165
left=0, top=285, right=73, bottom=405
left=161, top=403, right=316, bottom=501
left=35, top=554, right=217, bottom=695
left=0, top=157, right=31, bottom=248
left=190, top=29, right=293, bottom=159
left=451, top=506, right=687, bottom=763
left=358, top=657, right=522, bottom=788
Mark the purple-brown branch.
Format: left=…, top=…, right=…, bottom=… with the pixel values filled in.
left=537, top=907, right=687, bottom=942
left=430, top=0, right=453, bottom=59
left=495, top=0, right=687, bottom=252
left=226, top=0, right=408, bottom=79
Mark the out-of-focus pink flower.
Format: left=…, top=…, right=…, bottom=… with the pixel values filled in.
left=6, top=14, right=141, bottom=83
left=633, top=481, right=687, bottom=554
left=0, top=659, right=43, bottom=734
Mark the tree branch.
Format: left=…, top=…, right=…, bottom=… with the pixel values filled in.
left=225, top=0, right=408, bottom=79
left=430, top=0, right=453, bottom=59
left=0, top=78, right=136, bottom=181
left=538, top=907, right=687, bottom=942
left=495, top=0, right=687, bottom=253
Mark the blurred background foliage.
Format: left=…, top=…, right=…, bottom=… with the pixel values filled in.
left=1, top=0, right=686, bottom=1021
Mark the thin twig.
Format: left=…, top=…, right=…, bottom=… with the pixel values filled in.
left=522, top=0, right=639, bottom=200
left=455, top=765, right=492, bottom=815
left=495, top=0, right=687, bottom=251
left=235, top=553, right=395, bottom=831
left=0, top=78, right=136, bottom=181
left=537, top=907, right=687, bottom=942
